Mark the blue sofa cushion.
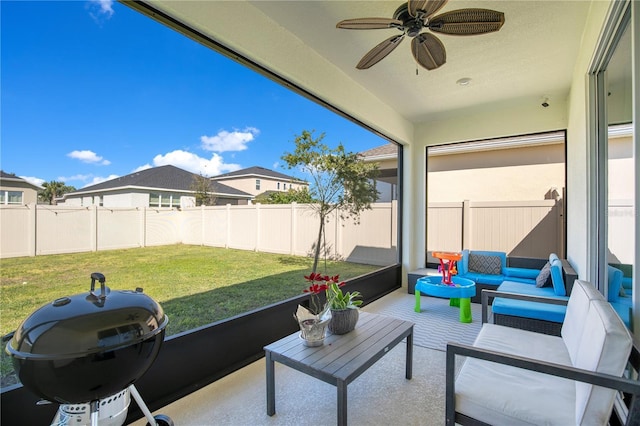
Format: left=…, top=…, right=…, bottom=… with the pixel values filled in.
left=550, top=259, right=566, bottom=296
left=504, top=267, right=540, bottom=280
left=493, top=280, right=569, bottom=322
left=607, top=265, right=624, bottom=302
left=535, top=262, right=552, bottom=287
left=468, top=253, right=502, bottom=275
left=492, top=298, right=568, bottom=323
left=610, top=300, right=631, bottom=328
left=462, top=272, right=504, bottom=285
left=498, top=280, right=553, bottom=296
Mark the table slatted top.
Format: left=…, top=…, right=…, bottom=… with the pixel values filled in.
left=264, top=312, right=413, bottom=384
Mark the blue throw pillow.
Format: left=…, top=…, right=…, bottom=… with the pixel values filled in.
left=550, top=259, right=566, bottom=296
left=535, top=262, right=552, bottom=288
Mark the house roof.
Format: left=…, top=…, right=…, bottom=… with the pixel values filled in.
left=360, top=131, right=568, bottom=161
left=0, top=170, right=43, bottom=190
left=211, top=166, right=307, bottom=184
left=66, top=165, right=251, bottom=198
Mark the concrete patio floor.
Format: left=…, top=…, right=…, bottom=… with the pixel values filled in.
left=132, top=288, right=482, bottom=426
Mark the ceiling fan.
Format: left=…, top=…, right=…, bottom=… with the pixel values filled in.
left=336, top=0, right=505, bottom=70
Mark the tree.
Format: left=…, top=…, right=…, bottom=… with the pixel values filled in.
left=190, top=173, right=216, bottom=206
left=39, top=181, right=75, bottom=205
left=282, top=130, right=379, bottom=273
left=255, top=187, right=315, bottom=204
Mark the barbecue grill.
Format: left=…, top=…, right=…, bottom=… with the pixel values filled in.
left=5, top=272, right=173, bottom=426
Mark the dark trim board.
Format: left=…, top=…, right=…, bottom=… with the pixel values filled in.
left=1, top=265, right=401, bottom=425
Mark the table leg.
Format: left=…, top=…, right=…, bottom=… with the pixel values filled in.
left=459, top=298, right=472, bottom=323
left=337, top=380, right=347, bottom=426
left=449, top=297, right=460, bottom=307
left=266, top=350, right=275, bottom=416
left=406, top=330, right=413, bottom=380
left=414, top=289, right=421, bottom=313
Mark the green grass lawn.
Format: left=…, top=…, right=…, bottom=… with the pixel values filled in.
left=0, top=244, right=379, bottom=385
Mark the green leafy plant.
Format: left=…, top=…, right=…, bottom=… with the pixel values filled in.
left=326, top=281, right=362, bottom=310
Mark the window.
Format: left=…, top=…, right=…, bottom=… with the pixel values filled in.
left=283, top=183, right=287, bottom=190
left=589, top=3, right=634, bottom=306
left=0, top=191, right=23, bottom=205
left=149, top=193, right=160, bottom=207
left=277, top=182, right=280, bottom=190
left=256, top=179, right=261, bottom=190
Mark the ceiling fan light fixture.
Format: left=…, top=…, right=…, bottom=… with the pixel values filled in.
left=456, top=77, right=472, bottom=86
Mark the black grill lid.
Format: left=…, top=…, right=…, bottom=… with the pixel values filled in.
left=7, top=273, right=167, bottom=360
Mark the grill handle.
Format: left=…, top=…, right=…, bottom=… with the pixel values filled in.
left=89, top=272, right=107, bottom=301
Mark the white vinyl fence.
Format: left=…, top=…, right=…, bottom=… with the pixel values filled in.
left=0, top=203, right=398, bottom=266
left=0, top=199, right=594, bottom=264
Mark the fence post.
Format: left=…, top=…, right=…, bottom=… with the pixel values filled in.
left=255, top=203, right=260, bottom=252
left=201, top=204, right=205, bottom=246
left=462, top=200, right=471, bottom=249
left=29, top=203, right=37, bottom=257
left=225, top=204, right=231, bottom=249
left=290, top=202, right=297, bottom=255
left=91, top=204, right=98, bottom=252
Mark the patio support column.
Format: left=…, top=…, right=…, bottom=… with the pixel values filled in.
left=402, top=141, right=427, bottom=282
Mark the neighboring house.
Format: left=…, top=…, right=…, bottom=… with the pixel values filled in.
left=60, top=165, right=252, bottom=207
left=362, top=131, right=566, bottom=202
left=0, top=171, right=42, bottom=205
left=362, top=126, right=633, bottom=204
left=210, top=166, right=308, bottom=197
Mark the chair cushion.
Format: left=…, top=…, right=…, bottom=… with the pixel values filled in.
left=550, top=259, right=566, bottom=296
left=535, top=262, right=552, bottom=287
left=468, top=254, right=502, bottom=275
left=456, top=324, right=574, bottom=425
left=574, top=299, right=632, bottom=424
left=561, top=280, right=605, bottom=365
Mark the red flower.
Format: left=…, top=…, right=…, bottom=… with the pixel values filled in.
left=303, top=283, right=328, bottom=294
left=301, top=271, right=344, bottom=315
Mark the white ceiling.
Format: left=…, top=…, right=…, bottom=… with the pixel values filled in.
left=143, top=0, right=593, bottom=137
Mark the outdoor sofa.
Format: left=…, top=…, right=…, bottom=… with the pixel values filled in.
left=489, top=254, right=577, bottom=335
left=446, top=279, right=640, bottom=425
left=456, top=249, right=544, bottom=303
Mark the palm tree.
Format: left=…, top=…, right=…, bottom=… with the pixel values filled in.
left=39, top=181, right=72, bottom=205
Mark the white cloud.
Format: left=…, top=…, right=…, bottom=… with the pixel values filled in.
left=272, top=161, right=280, bottom=169
left=88, top=0, right=114, bottom=19
left=151, top=150, right=241, bottom=176
left=20, top=176, right=45, bottom=187
left=67, top=150, right=111, bottom=165
left=58, top=174, right=93, bottom=183
left=200, top=127, right=259, bottom=153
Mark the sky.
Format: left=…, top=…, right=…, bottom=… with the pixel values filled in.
left=1, top=0, right=388, bottom=189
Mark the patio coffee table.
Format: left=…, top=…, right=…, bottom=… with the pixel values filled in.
left=414, top=275, right=476, bottom=323
left=264, top=312, right=414, bottom=426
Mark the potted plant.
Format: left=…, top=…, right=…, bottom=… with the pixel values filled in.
left=326, top=280, right=362, bottom=335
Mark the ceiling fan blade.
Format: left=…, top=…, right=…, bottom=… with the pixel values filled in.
left=411, top=33, right=446, bottom=70
left=408, top=0, right=449, bottom=19
left=336, top=18, right=402, bottom=30
left=356, top=34, right=405, bottom=69
left=428, top=9, right=505, bottom=35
